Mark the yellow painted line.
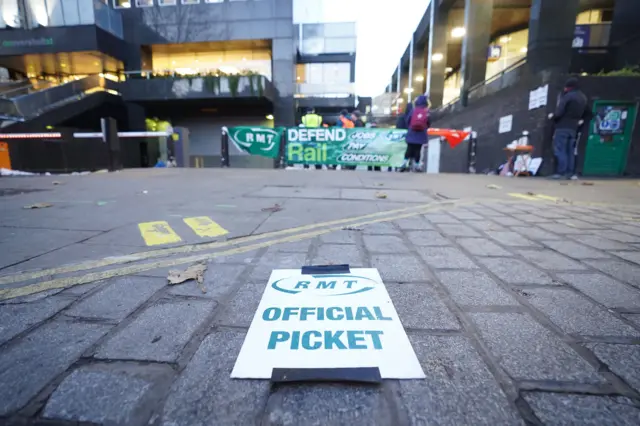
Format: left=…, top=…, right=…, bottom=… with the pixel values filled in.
left=0, top=202, right=457, bottom=286
left=0, top=201, right=475, bottom=301
left=138, top=221, right=182, bottom=246
left=184, top=216, right=228, bottom=238
left=534, top=194, right=561, bottom=201
left=508, top=193, right=540, bottom=201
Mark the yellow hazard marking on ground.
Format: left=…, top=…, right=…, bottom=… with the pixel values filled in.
left=0, top=202, right=455, bottom=286
left=184, top=216, right=228, bottom=238
left=138, top=221, right=182, bottom=246
left=508, top=193, right=540, bottom=201
left=534, top=194, right=561, bottom=201
left=0, top=201, right=476, bottom=301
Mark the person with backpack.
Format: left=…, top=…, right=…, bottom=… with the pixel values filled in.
left=401, top=95, right=430, bottom=172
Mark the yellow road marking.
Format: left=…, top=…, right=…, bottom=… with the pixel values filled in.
left=184, top=216, right=228, bottom=238
left=138, top=221, right=182, bottom=246
left=535, top=194, right=560, bottom=201
left=0, top=202, right=452, bottom=286
left=508, top=193, right=540, bottom=201
left=0, top=201, right=475, bottom=301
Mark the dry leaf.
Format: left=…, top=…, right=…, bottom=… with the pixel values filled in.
left=23, top=202, right=52, bottom=209
left=167, top=262, right=207, bottom=293
left=375, top=192, right=387, bottom=199
left=581, top=182, right=594, bottom=186
left=262, top=204, right=283, bottom=213
left=526, top=192, right=536, bottom=196
left=486, top=184, right=501, bottom=190
left=52, top=181, right=62, bottom=185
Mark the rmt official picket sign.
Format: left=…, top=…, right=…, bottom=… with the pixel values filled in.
left=231, top=268, right=425, bottom=379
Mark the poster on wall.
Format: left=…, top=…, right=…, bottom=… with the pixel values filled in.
left=499, top=115, right=513, bottom=134
left=573, top=25, right=591, bottom=48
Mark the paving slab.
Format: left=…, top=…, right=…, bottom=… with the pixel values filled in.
left=65, top=276, right=164, bottom=320
left=570, top=234, right=632, bottom=251
left=457, top=238, right=512, bottom=257
left=394, top=216, right=434, bottom=230
left=361, top=222, right=401, bottom=235
left=517, top=249, right=587, bottom=271
left=0, top=320, right=111, bottom=416
left=95, top=300, right=214, bottom=362
left=162, top=330, right=270, bottom=426
left=584, top=260, right=640, bottom=288
left=313, top=244, right=364, bottom=266
left=436, top=223, right=482, bottom=238
left=385, top=283, right=460, bottom=330
left=542, top=240, right=611, bottom=260
left=477, top=258, right=555, bottom=285
left=510, top=226, right=563, bottom=241
left=556, top=273, right=640, bottom=310
left=400, top=334, right=523, bottom=426
left=407, top=230, right=451, bottom=246
left=43, top=365, right=164, bottom=426
left=423, top=213, right=461, bottom=224
left=363, top=235, right=410, bottom=253
left=320, top=230, right=358, bottom=244
left=523, top=393, right=640, bottom=426
left=0, top=296, right=75, bottom=345
left=168, top=263, right=248, bottom=300
left=370, top=254, right=433, bottom=283
left=470, top=312, right=603, bottom=383
left=586, top=343, right=640, bottom=393
left=486, top=231, right=540, bottom=247
left=436, top=271, right=515, bottom=306
left=525, top=288, right=640, bottom=337
left=448, top=209, right=484, bottom=220
left=215, top=283, right=266, bottom=327
left=612, top=251, right=640, bottom=265
left=418, top=246, right=479, bottom=270
left=464, top=220, right=501, bottom=232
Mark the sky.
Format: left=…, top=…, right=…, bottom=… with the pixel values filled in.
left=294, top=0, right=432, bottom=97
left=354, top=0, right=432, bottom=96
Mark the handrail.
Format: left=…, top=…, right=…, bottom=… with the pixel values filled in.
left=0, top=75, right=118, bottom=121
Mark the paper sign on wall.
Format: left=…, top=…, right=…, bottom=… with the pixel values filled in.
left=499, top=115, right=513, bottom=134
left=231, top=268, right=425, bottom=380
left=528, top=85, right=549, bottom=110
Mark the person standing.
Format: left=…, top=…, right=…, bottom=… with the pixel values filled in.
left=401, top=95, right=430, bottom=172
left=301, top=108, right=323, bottom=128
left=336, top=110, right=355, bottom=128
left=549, top=78, right=590, bottom=179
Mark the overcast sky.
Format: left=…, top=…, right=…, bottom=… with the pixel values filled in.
left=293, top=0, right=432, bottom=97
left=354, top=0, right=431, bottom=96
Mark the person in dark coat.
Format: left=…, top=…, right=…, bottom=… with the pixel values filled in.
left=549, top=77, right=590, bottom=179
left=401, top=95, right=430, bottom=172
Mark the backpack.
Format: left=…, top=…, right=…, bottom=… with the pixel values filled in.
left=409, top=107, right=429, bottom=132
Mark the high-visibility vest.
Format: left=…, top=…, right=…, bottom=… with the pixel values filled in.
left=302, top=113, right=322, bottom=128
left=340, top=116, right=355, bottom=128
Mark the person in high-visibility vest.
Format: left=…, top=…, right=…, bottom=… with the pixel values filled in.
left=336, top=109, right=355, bottom=128
left=301, top=108, right=323, bottom=128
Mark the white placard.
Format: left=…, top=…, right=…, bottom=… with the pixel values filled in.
left=231, top=268, right=425, bottom=379
left=427, top=138, right=441, bottom=174
left=528, top=85, right=549, bottom=110
left=499, top=115, right=513, bottom=134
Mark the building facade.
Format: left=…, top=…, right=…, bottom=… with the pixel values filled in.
left=386, top=0, right=640, bottom=177
left=0, top=0, right=357, bottom=167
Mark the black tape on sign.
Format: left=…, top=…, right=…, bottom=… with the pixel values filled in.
left=301, top=264, right=350, bottom=275
left=271, top=367, right=381, bottom=384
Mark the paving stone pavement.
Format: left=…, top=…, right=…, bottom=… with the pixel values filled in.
left=2, top=199, right=640, bottom=425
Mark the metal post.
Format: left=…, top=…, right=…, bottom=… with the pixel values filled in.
left=221, top=127, right=230, bottom=168
left=396, top=60, right=401, bottom=93
left=426, top=3, right=436, bottom=95
left=101, top=117, right=121, bottom=172
left=468, top=131, right=478, bottom=173
left=408, top=35, right=414, bottom=104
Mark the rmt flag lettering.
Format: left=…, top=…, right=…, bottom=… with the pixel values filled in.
left=231, top=268, right=425, bottom=379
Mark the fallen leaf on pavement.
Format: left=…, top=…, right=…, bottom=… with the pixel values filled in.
left=167, top=262, right=207, bottom=293
left=342, top=226, right=363, bottom=231
left=52, top=181, right=62, bottom=185
left=23, top=202, right=52, bottom=209
left=486, top=184, right=502, bottom=190
left=262, top=204, right=283, bottom=213
left=526, top=192, right=536, bottom=196
left=375, top=192, right=387, bottom=199
left=581, top=182, right=595, bottom=186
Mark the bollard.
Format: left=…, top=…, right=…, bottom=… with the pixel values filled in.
left=467, top=131, right=477, bottom=173
left=221, top=128, right=230, bottom=167
left=101, top=117, right=122, bottom=172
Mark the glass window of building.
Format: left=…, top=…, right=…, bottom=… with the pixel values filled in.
left=205, top=0, right=224, bottom=2
left=113, top=0, right=132, bottom=8
left=485, top=28, right=528, bottom=80
left=159, top=0, right=176, bottom=5
left=136, top=0, right=154, bottom=6
left=182, top=0, right=200, bottom=4
left=323, top=22, right=356, bottom=38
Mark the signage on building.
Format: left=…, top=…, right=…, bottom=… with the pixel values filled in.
left=573, top=25, right=591, bottom=48
left=487, top=45, right=502, bottom=62
left=528, top=84, right=549, bottom=110
left=499, top=115, right=513, bottom=134
left=231, top=268, right=425, bottom=379
left=1, top=38, right=53, bottom=49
